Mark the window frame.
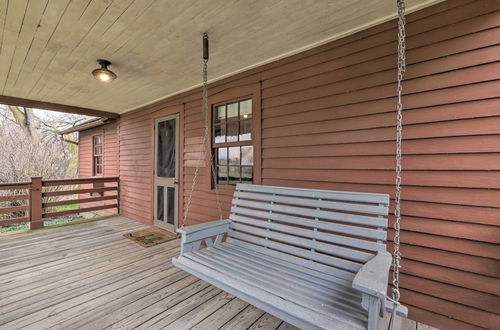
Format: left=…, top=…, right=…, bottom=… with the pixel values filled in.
left=212, top=98, right=254, bottom=186
left=207, top=83, right=261, bottom=189
left=92, top=134, right=104, bottom=176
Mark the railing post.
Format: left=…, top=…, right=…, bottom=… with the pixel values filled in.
left=29, top=177, right=43, bottom=230
left=117, top=177, right=120, bottom=214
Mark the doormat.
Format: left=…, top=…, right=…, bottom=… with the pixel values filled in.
left=123, top=228, right=176, bottom=247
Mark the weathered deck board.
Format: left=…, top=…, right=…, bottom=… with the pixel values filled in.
left=0, top=216, right=437, bottom=329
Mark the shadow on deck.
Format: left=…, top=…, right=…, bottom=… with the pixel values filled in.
left=0, top=216, right=435, bottom=330
left=0, top=216, right=296, bottom=329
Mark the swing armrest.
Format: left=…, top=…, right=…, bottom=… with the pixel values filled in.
left=177, top=220, right=231, bottom=255
left=352, top=251, right=392, bottom=301
left=177, top=219, right=231, bottom=239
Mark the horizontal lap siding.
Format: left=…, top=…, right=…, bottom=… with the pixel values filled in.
left=259, top=1, right=500, bottom=328
left=78, top=123, right=118, bottom=215
left=115, top=1, right=500, bottom=328
left=117, top=113, right=153, bottom=224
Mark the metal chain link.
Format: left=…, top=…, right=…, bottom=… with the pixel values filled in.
left=390, top=0, right=406, bottom=324
left=181, top=57, right=223, bottom=228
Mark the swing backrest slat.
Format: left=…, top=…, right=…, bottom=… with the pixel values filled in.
left=227, top=184, right=389, bottom=281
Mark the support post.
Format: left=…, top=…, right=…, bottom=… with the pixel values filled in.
left=29, top=177, right=43, bottom=230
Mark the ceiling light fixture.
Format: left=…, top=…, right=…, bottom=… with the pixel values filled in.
left=92, top=59, right=117, bottom=82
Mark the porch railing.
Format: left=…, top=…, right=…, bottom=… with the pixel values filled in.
left=0, top=177, right=119, bottom=230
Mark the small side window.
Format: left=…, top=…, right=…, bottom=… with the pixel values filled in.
left=92, top=135, right=103, bottom=176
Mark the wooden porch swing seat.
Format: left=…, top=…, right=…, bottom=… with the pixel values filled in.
left=172, top=184, right=408, bottom=330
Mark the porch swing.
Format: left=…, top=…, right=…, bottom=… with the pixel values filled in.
left=172, top=1, right=408, bottom=329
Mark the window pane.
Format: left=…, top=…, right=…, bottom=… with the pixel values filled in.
left=228, top=146, right=240, bottom=165
left=241, top=146, right=253, bottom=165
left=239, top=119, right=252, bottom=141
left=157, top=186, right=164, bottom=221
left=229, top=166, right=240, bottom=184
left=157, top=119, right=176, bottom=178
left=216, top=105, right=226, bottom=123
left=240, top=99, right=252, bottom=119
left=227, top=102, right=238, bottom=119
left=218, top=166, right=228, bottom=184
left=167, top=187, right=175, bottom=225
left=214, top=123, right=226, bottom=143
left=226, top=120, right=238, bottom=142
left=241, top=167, right=253, bottom=183
left=218, top=147, right=228, bottom=165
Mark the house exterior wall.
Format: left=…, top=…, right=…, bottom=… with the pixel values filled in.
left=77, top=0, right=499, bottom=328
left=78, top=122, right=119, bottom=215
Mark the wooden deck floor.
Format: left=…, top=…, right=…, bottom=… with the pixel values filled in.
left=0, top=216, right=435, bottom=330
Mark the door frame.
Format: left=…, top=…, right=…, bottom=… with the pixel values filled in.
left=153, top=113, right=180, bottom=232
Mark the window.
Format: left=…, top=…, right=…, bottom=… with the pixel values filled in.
left=213, top=98, right=253, bottom=185
left=93, top=135, right=103, bottom=176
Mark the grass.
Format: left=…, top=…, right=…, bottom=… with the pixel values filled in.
left=0, top=214, right=117, bottom=234
left=0, top=203, right=81, bottom=233
left=52, top=204, right=79, bottom=211
left=0, top=223, right=28, bottom=233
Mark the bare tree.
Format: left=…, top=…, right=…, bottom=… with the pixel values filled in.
left=0, top=105, right=92, bottom=221
left=0, top=105, right=88, bottom=182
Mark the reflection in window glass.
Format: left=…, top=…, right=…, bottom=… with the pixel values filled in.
left=239, top=119, right=251, bottom=141
left=242, top=167, right=253, bottom=183
left=214, top=123, right=226, bottom=143
left=227, top=102, right=238, bottom=118
left=218, top=148, right=228, bottom=165
left=240, top=99, right=252, bottom=119
left=218, top=166, right=228, bottom=184
left=228, top=166, right=240, bottom=184
left=213, top=98, right=254, bottom=185
left=226, top=120, right=238, bottom=142
left=241, top=146, right=253, bottom=165
left=216, top=105, right=226, bottom=121
left=215, top=146, right=254, bottom=185
left=228, top=147, right=240, bottom=165
left=213, top=99, right=252, bottom=144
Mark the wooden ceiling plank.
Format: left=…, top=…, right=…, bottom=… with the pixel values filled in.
left=60, top=0, right=187, bottom=109
left=0, top=0, right=8, bottom=56
left=77, top=0, right=391, bottom=112
left=22, top=0, right=91, bottom=100
left=75, top=0, right=221, bottom=109
left=86, top=0, right=369, bottom=110
left=0, top=0, right=445, bottom=113
left=0, top=0, right=29, bottom=92
left=48, top=0, right=138, bottom=102
left=10, top=0, right=72, bottom=98
left=3, top=0, right=49, bottom=94
left=31, top=0, right=116, bottom=100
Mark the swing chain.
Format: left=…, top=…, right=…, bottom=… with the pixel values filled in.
left=391, top=0, right=406, bottom=323
left=181, top=39, right=223, bottom=228
left=204, top=59, right=224, bottom=221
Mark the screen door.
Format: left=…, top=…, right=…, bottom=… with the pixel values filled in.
left=154, top=114, right=179, bottom=232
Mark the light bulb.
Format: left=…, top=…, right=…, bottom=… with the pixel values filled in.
left=99, top=73, right=110, bottom=81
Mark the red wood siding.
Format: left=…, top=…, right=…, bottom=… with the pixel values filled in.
left=101, top=1, right=500, bottom=328
left=78, top=122, right=119, bottom=215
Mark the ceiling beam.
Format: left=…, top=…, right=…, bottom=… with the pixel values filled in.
left=0, top=95, right=120, bottom=119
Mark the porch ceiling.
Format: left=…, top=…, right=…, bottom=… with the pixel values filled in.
left=0, top=0, right=442, bottom=114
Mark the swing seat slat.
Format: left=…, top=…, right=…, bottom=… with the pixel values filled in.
left=173, top=184, right=407, bottom=330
